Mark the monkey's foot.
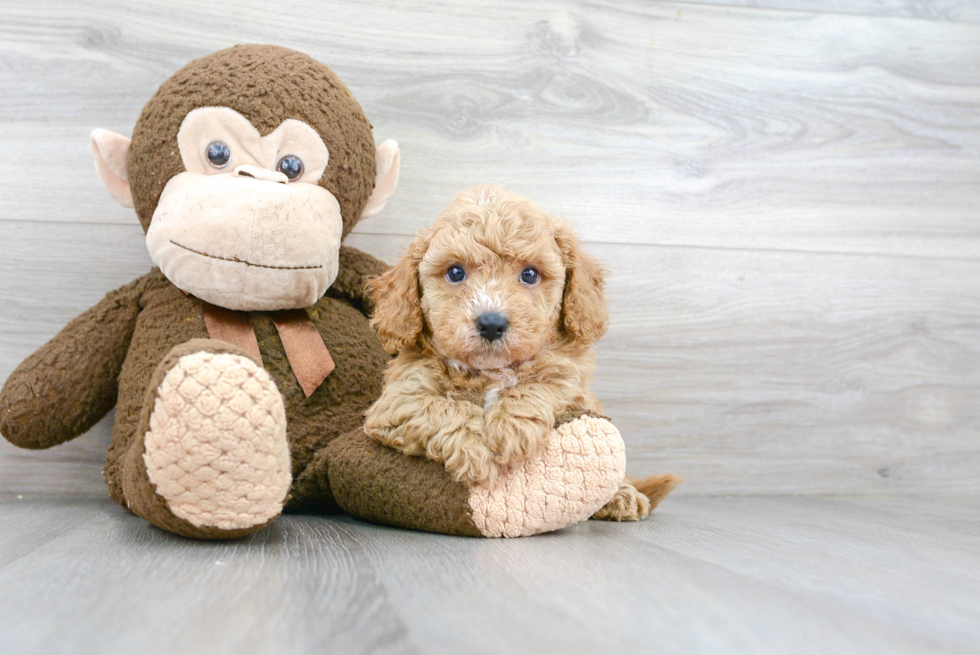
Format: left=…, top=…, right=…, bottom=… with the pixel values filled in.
left=121, top=339, right=291, bottom=539
left=327, top=416, right=625, bottom=538
left=468, top=416, right=625, bottom=537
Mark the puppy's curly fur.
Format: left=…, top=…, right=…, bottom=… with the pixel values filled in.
left=365, top=185, right=672, bottom=519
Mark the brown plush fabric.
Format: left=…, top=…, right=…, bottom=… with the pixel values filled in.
left=97, top=263, right=391, bottom=516
left=326, top=245, right=391, bottom=317
left=327, top=429, right=482, bottom=537
left=119, top=339, right=275, bottom=540
left=0, top=277, right=144, bottom=449
left=128, top=45, right=377, bottom=239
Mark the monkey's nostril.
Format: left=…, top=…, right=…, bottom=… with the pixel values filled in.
left=234, top=164, right=289, bottom=184
left=475, top=313, right=509, bottom=342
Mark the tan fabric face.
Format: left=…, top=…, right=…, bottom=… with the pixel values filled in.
left=177, top=107, right=329, bottom=183
left=146, top=171, right=343, bottom=311
left=145, top=106, right=342, bottom=311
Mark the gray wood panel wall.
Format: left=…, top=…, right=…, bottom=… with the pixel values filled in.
left=1, top=0, right=978, bottom=497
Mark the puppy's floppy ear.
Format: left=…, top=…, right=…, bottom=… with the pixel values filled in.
left=555, top=220, right=608, bottom=345
left=368, top=229, right=431, bottom=353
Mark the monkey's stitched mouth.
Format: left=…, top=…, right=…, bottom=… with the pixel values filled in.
left=170, top=240, right=323, bottom=271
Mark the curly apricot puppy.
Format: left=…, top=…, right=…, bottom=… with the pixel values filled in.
left=365, top=185, right=677, bottom=520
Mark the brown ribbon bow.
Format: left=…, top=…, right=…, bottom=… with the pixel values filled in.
left=202, top=303, right=335, bottom=398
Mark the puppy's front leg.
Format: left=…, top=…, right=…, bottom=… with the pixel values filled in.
left=365, top=379, right=500, bottom=485
left=483, top=383, right=557, bottom=467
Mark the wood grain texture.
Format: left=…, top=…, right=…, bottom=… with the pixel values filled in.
left=1, top=1, right=979, bottom=258
left=1, top=1, right=979, bottom=497
left=2, top=225, right=978, bottom=496
left=0, top=495, right=977, bottom=655
left=672, top=0, right=980, bottom=23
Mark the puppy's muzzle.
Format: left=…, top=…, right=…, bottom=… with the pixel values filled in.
left=476, top=313, right=508, bottom=342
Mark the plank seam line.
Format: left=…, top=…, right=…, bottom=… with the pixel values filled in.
left=666, top=0, right=980, bottom=28
left=349, top=231, right=980, bottom=264
left=2, top=220, right=978, bottom=264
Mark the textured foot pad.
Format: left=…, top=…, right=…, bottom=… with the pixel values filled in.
left=468, top=415, right=626, bottom=538
left=143, top=350, right=291, bottom=531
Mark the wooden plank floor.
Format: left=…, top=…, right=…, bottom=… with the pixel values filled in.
left=0, top=494, right=977, bottom=655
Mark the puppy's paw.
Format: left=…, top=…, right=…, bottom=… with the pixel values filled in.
left=592, top=483, right=651, bottom=521
left=428, top=428, right=501, bottom=486
left=484, top=410, right=551, bottom=467
left=365, top=426, right=424, bottom=457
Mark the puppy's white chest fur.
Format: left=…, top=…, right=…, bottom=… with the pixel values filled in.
left=482, top=369, right=518, bottom=411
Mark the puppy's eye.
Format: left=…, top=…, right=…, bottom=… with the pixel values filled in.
left=277, top=155, right=304, bottom=181
left=446, top=265, right=466, bottom=283
left=520, top=267, right=540, bottom=285
left=207, top=141, right=231, bottom=168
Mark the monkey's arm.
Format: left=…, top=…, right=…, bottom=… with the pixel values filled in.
left=0, top=275, right=146, bottom=449
left=327, top=245, right=389, bottom=317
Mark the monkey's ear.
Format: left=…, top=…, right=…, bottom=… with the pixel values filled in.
left=361, top=139, right=400, bottom=219
left=90, top=129, right=134, bottom=209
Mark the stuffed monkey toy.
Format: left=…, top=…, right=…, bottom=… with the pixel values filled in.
left=0, top=45, right=648, bottom=539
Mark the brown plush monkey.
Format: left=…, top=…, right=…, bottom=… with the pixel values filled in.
left=1, top=46, right=642, bottom=539
left=0, top=45, right=406, bottom=538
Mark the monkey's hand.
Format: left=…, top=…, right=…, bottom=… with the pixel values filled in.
left=327, top=246, right=389, bottom=316
left=0, top=274, right=146, bottom=449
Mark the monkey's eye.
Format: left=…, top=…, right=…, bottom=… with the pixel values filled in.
left=206, top=141, right=231, bottom=168
left=520, top=267, right=540, bottom=285
left=277, top=155, right=304, bottom=181
left=446, top=265, right=466, bottom=283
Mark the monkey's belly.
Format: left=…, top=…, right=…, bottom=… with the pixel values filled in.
left=250, top=295, right=389, bottom=479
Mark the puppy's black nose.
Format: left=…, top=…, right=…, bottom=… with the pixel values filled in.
left=476, top=313, right=509, bottom=342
